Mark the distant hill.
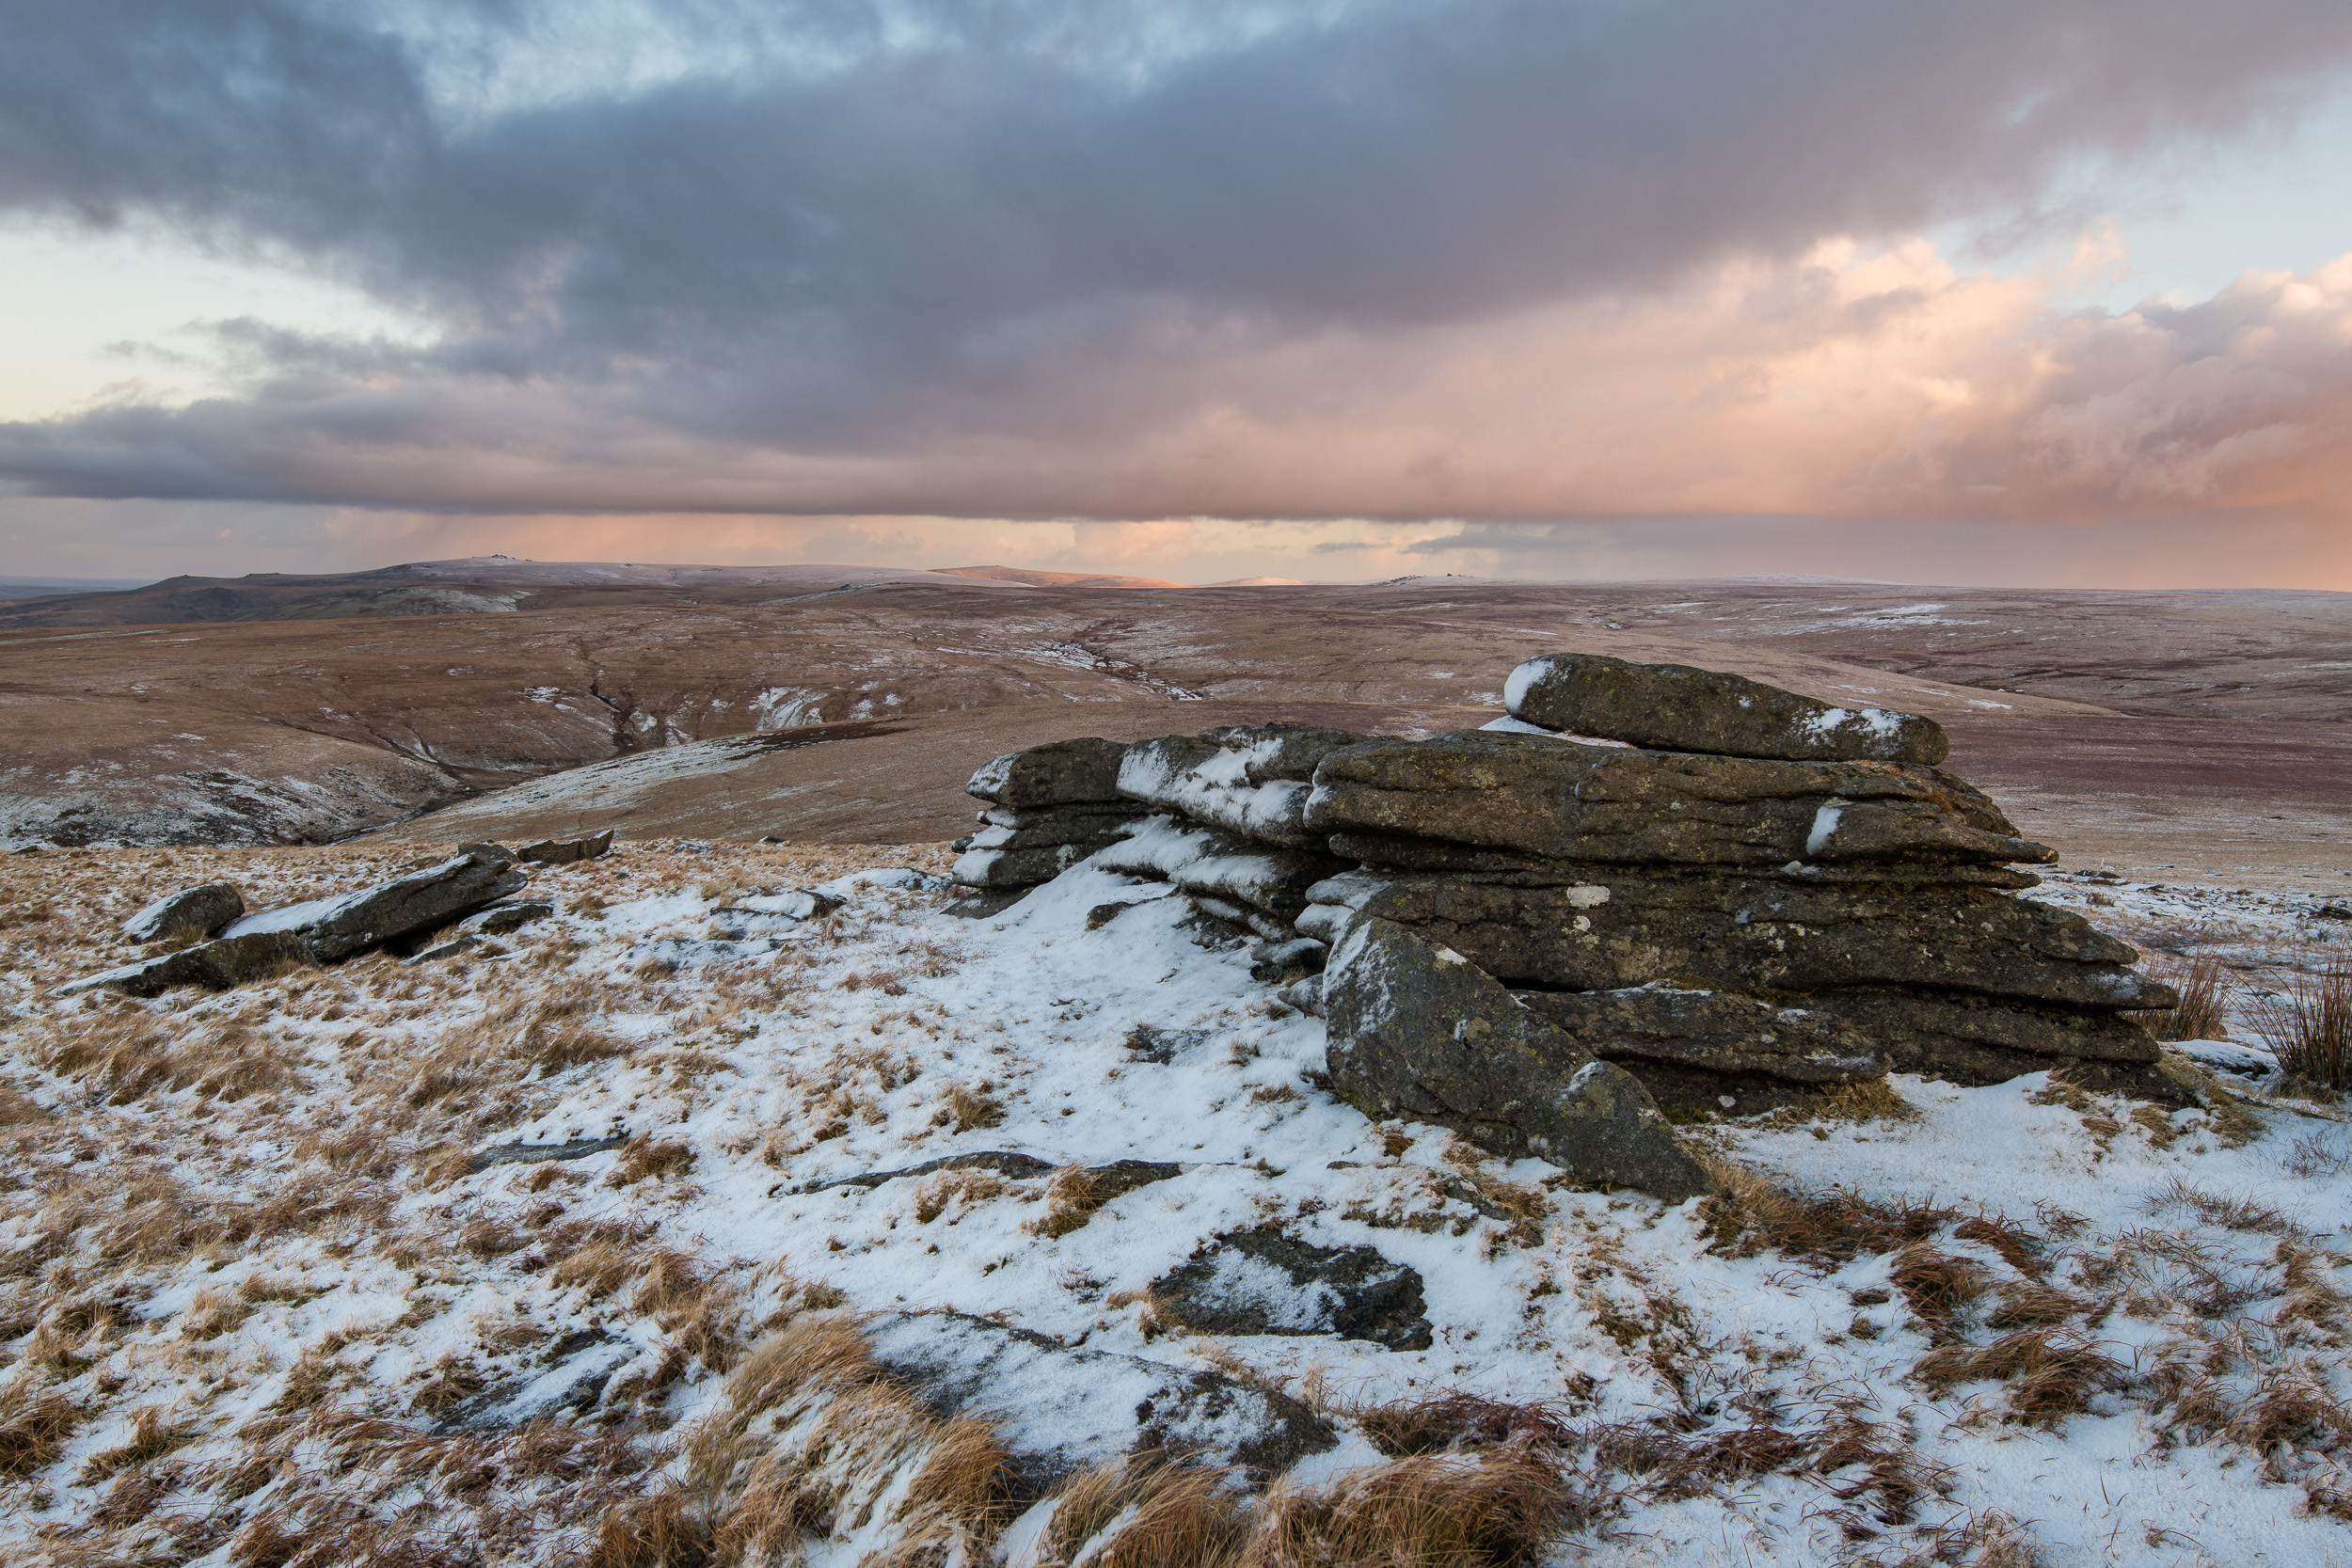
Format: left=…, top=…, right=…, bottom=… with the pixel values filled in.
left=0, top=557, right=1071, bottom=629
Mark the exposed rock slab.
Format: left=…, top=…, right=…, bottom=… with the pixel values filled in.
left=1506, top=651, right=1950, bottom=765
left=220, top=848, right=530, bottom=962
left=516, top=829, right=612, bottom=863
left=56, top=930, right=312, bottom=997
left=1091, top=816, right=1345, bottom=917
left=865, top=1310, right=1337, bottom=1495
left=1118, top=724, right=1370, bottom=848
left=1326, top=831, right=2042, bottom=891
left=966, top=738, right=1130, bottom=808
left=1150, top=1227, right=1433, bottom=1350
left=951, top=800, right=1145, bottom=888
left=951, top=841, right=1106, bottom=889
left=958, top=801, right=1145, bottom=852
left=1805, top=988, right=2162, bottom=1075
left=437, top=1330, right=635, bottom=1434
left=467, top=1135, right=628, bottom=1173
left=1314, top=867, right=2172, bottom=1010
left=1305, top=731, right=2050, bottom=868
left=1320, top=915, right=1713, bottom=1200
left=121, top=882, right=245, bottom=943
left=1510, top=986, right=1885, bottom=1084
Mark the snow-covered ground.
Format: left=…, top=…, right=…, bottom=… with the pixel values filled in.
left=1, top=845, right=2346, bottom=1565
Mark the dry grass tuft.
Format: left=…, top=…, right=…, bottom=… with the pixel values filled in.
left=916, top=1168, right=1010, bottom=1226
left=589, top=1312, right=1010, bottom=1564
left=1357, top=1392, right=1576, bottom=1458
left=2127, top=952, right=2232, bottom=1041
left=79, top=1403, right=195, bottom=1481
left=0, top=1379, right=82, bottom=1476
left=1915, top=1330, right=2125, bottom=1424
left=2248, top=957, right=2352, bottom=1093
left=1026, top=1164, right=1106, bottom=1238
left=1889, top=1244, right=1990, bottom=1330
left=938, top=1080, right=1006, bottom=1132
left=1040, top=1459, right=1252, bottom=1567
left=1247, top=1446, right=1578, bottom=1568
left=1699, top=1166, right=2033, bottom=1275
left=610, top=1135, right=696, bottom=1186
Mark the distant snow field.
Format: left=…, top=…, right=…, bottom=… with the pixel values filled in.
left=1, top=844, right=2347, bottom=1566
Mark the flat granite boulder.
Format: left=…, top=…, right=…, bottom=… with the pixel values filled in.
left=951, top=842, right=1105, bottom=889
left=57, top=930, right=312, bottom=997
left=1304, top=731, right=2048, bottom=869
left=865, top=1311, right=1336, bottom=1495
left=1510, top=986, right=1886, bottom=1084
left=1505, top=652, right=1950, bottom=765
left=121, top=882, right=245, bottom=944
left=516, top=829, right=612, bottom=864
left=221, top=848, right=529, bottom=962
left=1315, top=867, right=2172, bottom=1010
left=1119, top=724, right=1370, bottom=848
left=1092, top=816, right=1346, bottom=918
left=1320, top=915, right=1714, bottom=1201
left=1151, top=1227, right=1433, bottom=1350
left=966, top=738, right=1130, bottom=809
left=951, top=801, right=1145, bottom=888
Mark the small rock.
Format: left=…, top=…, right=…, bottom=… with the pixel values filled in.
left=1151, top=1227, right=1433, bottom=1350
left=1505, top=652, right=1949, bottom=765
left=809, top=1150, right=1057, bottom=1193
left=866, top=1311, right=1336, bottom=1495
left=1124, top=1024, right=1216, bottom=1064
left=516, top=829, right=613, bottom=864
left=468, top=1134, right=630, bottom=1173
left=471, top=900, right=554, bottom=935
left=1320, top=916, right=1714, bottom=1201
left=405, top=935, right=491, bottom=964
left=1248, top=937, right=1327, bottom=983
left=121, top=882, right=245, bottom=944
left=966, top=738, right=1130, bottom=809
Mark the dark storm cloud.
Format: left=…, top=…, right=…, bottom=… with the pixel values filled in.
left=4, top=0, right=2352, bottom=513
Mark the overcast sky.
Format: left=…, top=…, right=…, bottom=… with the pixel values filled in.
left=5, top=0, right=2352, bottom=585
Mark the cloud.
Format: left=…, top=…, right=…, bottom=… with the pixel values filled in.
left=2, top=0, right=2351, bottom=525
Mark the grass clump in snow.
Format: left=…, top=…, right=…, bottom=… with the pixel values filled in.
left=2249, top=955, right=2352, bottom=1094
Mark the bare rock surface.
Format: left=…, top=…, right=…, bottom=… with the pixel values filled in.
left=1305, top=730, right=2050, bottom=869
left=1117, top=724, right=1370, bottom=848
left=121, top=881, right=244, bottom=943
left=1149, top=1227, right=1434, bottom=1351
left=56, top=929, right=313, bottom=997
left=1090, top=816, right=1345, bottom=920
left=1320, top=914, right=1715, bottom=1200
left=863, top=1310, right=1338, bottom=1496
left=1313, top=866, right=2171, bottom=1009
left=222, top=847, right=529, bottom=961
left=1506, top=650, right=1950, bottom=763
left=966, top=737, right=1130, bottom=809
left=1506, top=986, right=1886, bottom=1085
left=516, top=829, right=612, bottom=863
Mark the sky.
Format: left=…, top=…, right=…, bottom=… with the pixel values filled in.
left=4, top=0, right=2352, bottom=588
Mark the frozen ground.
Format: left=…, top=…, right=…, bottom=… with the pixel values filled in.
left=1, top=843, right=2347, bottom=1566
